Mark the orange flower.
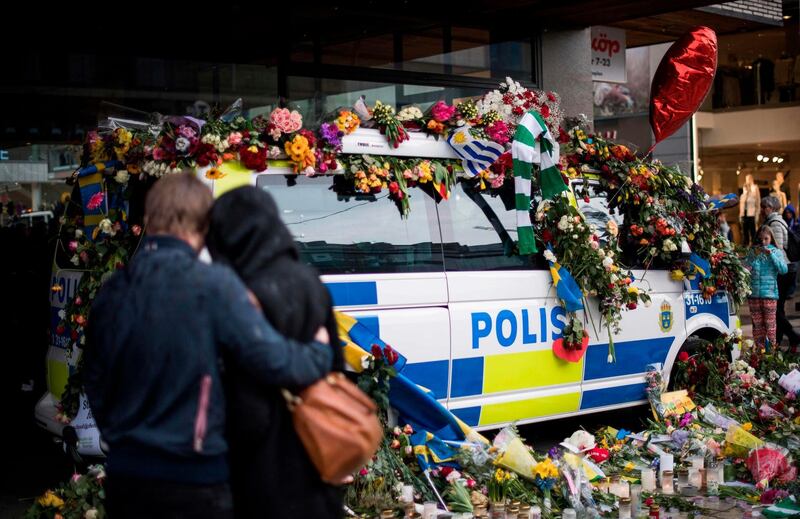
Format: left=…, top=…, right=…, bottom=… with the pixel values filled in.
left=205, top=167, right=226, bottom=180
left=426, top=119, right=445, bottom=134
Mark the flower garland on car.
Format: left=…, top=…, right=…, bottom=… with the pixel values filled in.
left=562, top=128, right=750, bottom=309
left=537, top=193, right=651, bottom=362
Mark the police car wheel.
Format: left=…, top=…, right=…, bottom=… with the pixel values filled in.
left=667, top=336, right=712, bottom=390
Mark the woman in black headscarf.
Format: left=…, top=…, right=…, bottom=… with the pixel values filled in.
left=206, top=185, right=343, bottom=519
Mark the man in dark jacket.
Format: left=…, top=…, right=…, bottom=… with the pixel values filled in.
left=83, top=174, right=333, bottom=519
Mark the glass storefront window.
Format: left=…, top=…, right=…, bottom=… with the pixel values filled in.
left=287, top=76, right=486, bottom=124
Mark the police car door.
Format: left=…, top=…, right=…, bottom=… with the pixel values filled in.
left=575, top=181, right=687, bottom=412
left=257, top=173, right=452, bottom=401
left=439, top=180, right=581, bottom=430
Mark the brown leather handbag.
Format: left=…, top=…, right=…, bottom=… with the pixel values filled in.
left=283, top=372, right=382, bottom=484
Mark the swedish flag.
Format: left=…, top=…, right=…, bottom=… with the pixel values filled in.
left=335, top=311, right=487, bottom=446
left=688, top=252, right=711, bottom=279
left=548, top=257, right=584, bottom=313
left=77, top=160, right=123, bottom=239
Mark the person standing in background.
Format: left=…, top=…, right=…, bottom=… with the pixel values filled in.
left=762, top=195, right=800, bottom=352
left=740, top=174, right=760, bottom=246
left=772, top=178, right=788, bottom=214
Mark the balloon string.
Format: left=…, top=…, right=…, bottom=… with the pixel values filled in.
left=645, top=143, right=657, bottom=157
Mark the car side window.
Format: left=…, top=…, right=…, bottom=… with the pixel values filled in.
left=574, top=180, right=624, bottom=247
left=437, top=180, right=539, bottom=271
left=256, top=174, right=444, bottom=275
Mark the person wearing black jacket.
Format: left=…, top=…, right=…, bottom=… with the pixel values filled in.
left=206, top=185, right=344, bottom=519
left=83, top=174, right=333, bottom=519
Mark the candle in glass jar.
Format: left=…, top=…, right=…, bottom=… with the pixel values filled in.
left=690, top=456, right=704, bottom=469
left=641, top=468, right=656, bottom=492
left=661, top=471, right=674, bottom=495
left=689, top=467, right=703, bottom=489
left=659, top=454, right=674, bottom=480
left=619, top=498, right=633, bottom=519
left=630, top=484, right=642, bottom=517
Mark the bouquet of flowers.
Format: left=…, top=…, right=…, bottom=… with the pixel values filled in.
left=477, top=77, right=563, bottom=138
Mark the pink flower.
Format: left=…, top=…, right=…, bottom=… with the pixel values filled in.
left=787, top=392, right=796, bottom=401
left=430, top=101, right=456, bottom=123
left=86, top=192, right=105, bottom=211
left=152, top=147, right=168, bottom=161
left=74, top=296, right=83, bottom=306
left=486, top=121, right=510, bottom=145
left=176, top=125, right=197, bottom=139
left=68, top=241, right=78, bottom=252
left=490, top=175, right=505, bottom=189
left=132, top=225, right=142, bottom=237
left=79, top=251, right=89, bottom=264
left=71, top=473, right=82, bottom=483
left=228, top=132, right=242, bottom=146
left=359, top=468, right=369, bottom=477
left=270, top=108, right=303, bottom=134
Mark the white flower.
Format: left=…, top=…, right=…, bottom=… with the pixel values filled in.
left=175, top=136, right=191, bottom=153
left=98, top=218, right=115, bottom=236
left=80, top=335, right=86, bottom=345
left=769, top=370, right=779, bottom=381
left=597, top=249, right=606, bottom=258
left=602, top=257, right=614, bottom=268
left=735, top=328, right=743, bottom=337
left=644, top=300, right=652, bottom=308
left=608, top=353, right=614, bottom=363
left=790, top=407, right=796, bottom=415
left=268, top=146, right=282, bottom=159
left=75, top=229, right=84, bottom=238
left=70, top=254, right=80, bottom=266
left=58, top=309, right=66, bottom=319
left=446, top=470, right=462, bottom=483
left=564, top=430, right=596, bottom=451
left=558, top=216, right=570, bottom=231
left=650, top=247, right=658, bottom=256
left=572, top=234, right=579, bottom=240
left=544, top=250, right=557, bottom=263
left=115, top=170, right=130, bottom=184
left=84, top=509, right=98, bottom=519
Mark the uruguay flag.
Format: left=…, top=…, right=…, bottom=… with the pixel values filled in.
left=447, top=126, right=504, bottom=178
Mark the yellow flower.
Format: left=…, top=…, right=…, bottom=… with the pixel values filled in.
left=37, top=491, right=64, bottom=509
left=494, top=469, right=506, bottom=483
left=743, top=422, right=753, bottom=432
left=533, top=458, right=559, bottom=479
left=627, top=286, right=638, bottom=295
left=624, top=462, right=635, bottom=472
left=670, top=270, right=685, bottom=281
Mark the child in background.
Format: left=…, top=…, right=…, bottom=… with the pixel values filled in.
left=746, top=226, right=788, bottom=351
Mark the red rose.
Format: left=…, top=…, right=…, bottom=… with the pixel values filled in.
left=71, top=330, right=79, bottom=341
left=542, top=229, right=554, bottom=243
left=56, top=326, right=65, bottom=336
left=540, top=104, right=551, bottom=119
left=240, top=145, right=268, bottom=172
left=584, top=196, right=590, bottom=203
left=384, top=345, right=399, bottom=365
left=627, top=302, right=637, bottom=310
left=558, top=127, right=570, bottom=144
left=388, top=181, right=400, bottom=195
left=678, top=351, right=690, bottom=362
left=370, top=344, right=383, bottom=359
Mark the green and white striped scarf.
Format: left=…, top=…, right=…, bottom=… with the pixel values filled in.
left=511, top=110, right=569, bottom=254
left=765, top=497, right=800, bottom=518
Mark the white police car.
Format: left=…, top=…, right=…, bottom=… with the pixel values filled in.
left=36, top=129, right=737, bottom=456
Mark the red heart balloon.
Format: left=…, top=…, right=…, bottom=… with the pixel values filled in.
left=649, top=26, right=717, bottom=148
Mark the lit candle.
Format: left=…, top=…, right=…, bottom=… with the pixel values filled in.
left=659, top=454, right=674, bottom=482
left=661, top=471, right=674, bottom=495
left=641, top=468, right=657, bottom=492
